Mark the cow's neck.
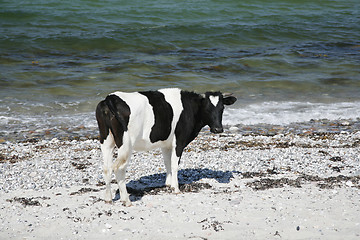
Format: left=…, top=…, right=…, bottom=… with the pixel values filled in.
left=187, top=94, right=206, bottom=142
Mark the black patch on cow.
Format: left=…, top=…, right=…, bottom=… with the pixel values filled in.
left=174, top=91, right=236, bottom=158
left=175, top=91, right=205, bottom=157
left=95, top=94, right=131, bottom=148
left=139, top=91, right=174, bottom=143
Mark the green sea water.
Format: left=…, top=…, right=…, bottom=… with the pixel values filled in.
left=0, top=0, right=359, bottom=136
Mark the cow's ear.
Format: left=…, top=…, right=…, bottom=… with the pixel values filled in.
left=223, top=96, right=237, bottom=105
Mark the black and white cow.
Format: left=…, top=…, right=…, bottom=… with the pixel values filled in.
left=96, top=88, right=236, bottom=205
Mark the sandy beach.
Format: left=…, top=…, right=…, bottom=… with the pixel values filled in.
left=1, top=125, right=360, bottom=239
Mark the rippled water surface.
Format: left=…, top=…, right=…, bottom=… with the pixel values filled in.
left=1, top=0, right=359, bottom=138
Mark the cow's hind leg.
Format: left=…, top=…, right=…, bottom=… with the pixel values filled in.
left=113, top=133, right=132, bottom=206
left=101, top=133, right=116, bottom=203
left=114, top=157, right=131, bottom=206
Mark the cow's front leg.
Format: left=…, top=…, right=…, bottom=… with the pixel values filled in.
left=161, top=147, right=172, bottom=187
left=162, top=147, right=180, bottom=193
left=170, top=148, right=181, bottom=193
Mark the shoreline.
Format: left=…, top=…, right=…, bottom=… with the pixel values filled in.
left=1, top=118, right=360, bottom=143
left=1, top=124, right=360, bottom=239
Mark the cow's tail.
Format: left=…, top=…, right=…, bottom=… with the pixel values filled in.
left=105, top=95, right=130, bottom=131
left=96, top=100, right=110, bottom=144
left=96, top=95, right=130, bottom=148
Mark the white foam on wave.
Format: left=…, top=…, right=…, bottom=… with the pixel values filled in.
left=1, top=101, right=360, bottom=136
left=223, top=101, right=360, bottom=125
left=0, top=98, right=98, bottom=135
left=0, top=112, right=98, bottom=134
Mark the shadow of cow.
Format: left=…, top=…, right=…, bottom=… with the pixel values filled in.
left=113, top=168, right=236, bottom=202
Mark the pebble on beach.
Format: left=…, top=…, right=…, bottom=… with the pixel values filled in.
left=0, top=121, right=360, bottom=239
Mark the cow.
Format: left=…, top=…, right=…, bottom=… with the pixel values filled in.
left=96, top=88, right=236, bottom=206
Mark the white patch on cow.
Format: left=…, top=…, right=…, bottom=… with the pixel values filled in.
left=159, top=88, right=183, bottom=133
left=111, top=88, right=184, bottom=152
left=159, top=88, right=183, bottom=193
left=209, top=95, right=219, bottom=107
left=112, top=91, right=156, bottom=151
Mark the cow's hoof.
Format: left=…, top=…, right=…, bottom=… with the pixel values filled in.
left=104, top=200, right=113, bottom=204
left=171, top=187, right=181, bottom=194
left=122, top=201, right=132, bottom=207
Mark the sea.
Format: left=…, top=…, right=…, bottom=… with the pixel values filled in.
left=1, top=0, right=359, bottom=140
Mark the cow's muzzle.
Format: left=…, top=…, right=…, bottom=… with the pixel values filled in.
left=211, top=127, right=224, bottom=134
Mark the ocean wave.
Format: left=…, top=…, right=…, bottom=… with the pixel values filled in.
left=1, top=101, right=359, bottom=140
left=223, top=101, right=360, bottom=125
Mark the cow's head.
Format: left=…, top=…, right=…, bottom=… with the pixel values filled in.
left=201, top=92, right=237, bottom=133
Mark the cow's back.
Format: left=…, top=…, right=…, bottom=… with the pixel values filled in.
left=111, top=88, right=183, bottom=151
